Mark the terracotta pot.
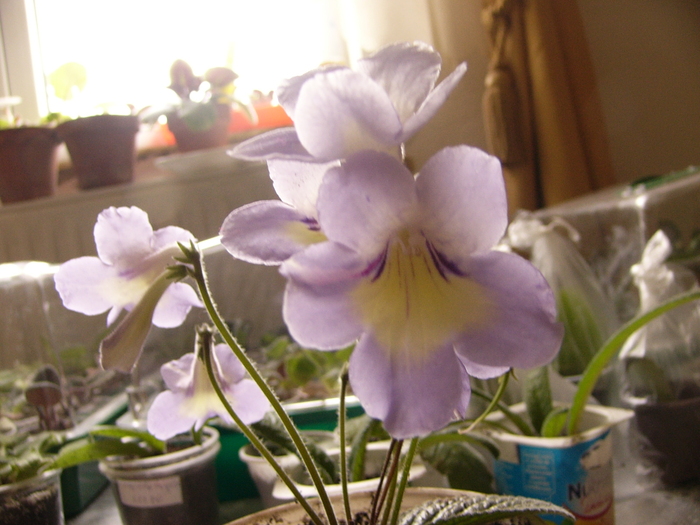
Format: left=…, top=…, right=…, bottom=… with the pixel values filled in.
left=57, top=114, right=139, bottom=190
left=167, top=104, right=231, bottom=153
left=222, top=487, right=469, bottom=525
left=0, top=127, right=61, bottom=203
left=99, top=427, right=220, bottom=525
left=0, top=469, right=64, bottom=525
left=634, top=396, right=700, bottom=485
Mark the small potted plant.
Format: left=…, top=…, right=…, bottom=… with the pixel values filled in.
left=0, top=97, right=62, bottom=203
left=141, top=59, right=256, bottom=153
left=0, top=427, right=64, bottom=525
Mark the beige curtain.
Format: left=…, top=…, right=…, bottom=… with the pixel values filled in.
left=481, top=0, right=615, bottom=215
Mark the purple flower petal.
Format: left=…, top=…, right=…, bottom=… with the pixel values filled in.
left=54, top=257, right=117, bottom=316
left=228, top=127, right=315, bottom=162
left=221, top=201, right=325, bottom=265
left=453, top=250, right=562, bottom=370
left=276, top=65, right=345, bottom=119
left=317, top=152, right=417, bottom=256
left=268, top=159, right=337, bottom=217
left=349, top=333, right=471, bottom=439
left=152, top=225, right=199, bottom=251
left=294, top=69, right=403, bottom=161
left=401, top=62, right=467, bottom=141
left=147, top=391, right=196, bottom=439
left=152, top=282, right=202, bottom=328
left=417, top=145, right=507, bottom=261
left=160, top=353, right=195, bottom=391
left=213, top=344, right=246, bottom=384
left=356, top=41, right=442, bottom=124
left=282, top=267, right=363, bottom=350
left=94, top=207, right=154, bottom=268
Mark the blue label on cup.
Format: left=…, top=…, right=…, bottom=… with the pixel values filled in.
left=494, top=430, right=615, bottom=524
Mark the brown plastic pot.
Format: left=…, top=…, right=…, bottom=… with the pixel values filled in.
left=167, top=104, right=231, bottom=153
left=634, top=396, right=700, bottom=485
left=0, top=127, right=61, bottom=203
left=57, top=114, right=139, bottom=190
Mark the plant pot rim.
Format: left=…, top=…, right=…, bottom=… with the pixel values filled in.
left=0, top=468, right=61, bottom=495
left=223, top=487, right=474, bottom=525
left=99, top=426, right=220, bottom=477
left=485, top=403, right=632, bottom=447
left=270, top=440, right=427, bottom=502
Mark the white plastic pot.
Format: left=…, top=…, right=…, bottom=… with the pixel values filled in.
left=486, top=403, right=632, bottom=525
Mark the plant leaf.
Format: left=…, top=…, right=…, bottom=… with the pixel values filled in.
left=540, top=407, right=570, bottom=438
left=398, top=495, right=573, bottom=525
left=568, top=289, right=700, bottom=434
left=348, top=416, right=384, bottom=482
left=419, top=441, right=494, bottom=493
left=90, top=425, right=165, bottom=454
left=51, top=437, right=152, bottom=470
left=523, top=366, right=553, bottom=436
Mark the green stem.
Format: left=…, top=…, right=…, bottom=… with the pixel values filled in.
left=338, top=364, right=352, bottom=523
left=567, top=289, right=700, bottom=435
left=370, top=439, right=399, bottom=525
left=461, top=370, right=511, bottom=434
left=188, top=244, right=338, bottom=525
left=470, top=387, right=535, bottom=436
left=388, top=438, right=418, bottom=525
left=200, top=328, right=326, bottom=525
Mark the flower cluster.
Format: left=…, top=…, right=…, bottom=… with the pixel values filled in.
left=55, top=41, right=562, bottom=442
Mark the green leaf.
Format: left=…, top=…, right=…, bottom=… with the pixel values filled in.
left=624, top=357, right=676, bottom=402
left=540, top=407, right=570, bottom=438
left=419, top=441, right=494, bottom=493
left=471, top=388, right=536, bottom=436
left=568, top=289, right=700, bottom=434
left=90, top=426, right=165, bottom=454
left=51, top=438, right=151, bottom=470
left=555, top=288, right=604, bottom=376
left=417, top=431, right=500, bottom=461
left=398, top=494, right=574, bottom=525
left=348, top=417, right=383, bottom=482
left=250, top=416, right=337, bottom=483
left=285, top=353, right=320, bottom=387
left=523, top=366, right=553, bottom=436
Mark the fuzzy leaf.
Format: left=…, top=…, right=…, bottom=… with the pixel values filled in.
left=523, top=366, right=553, bottom=436
left=398, top=495, right=574, bottom=525
left=347, top=416, right=384, bottom=482
left=89, top=425, right=165, bottom=453
left=419, top=441, right=493, bottom=493
left=251, top=416, right=337, bottom=483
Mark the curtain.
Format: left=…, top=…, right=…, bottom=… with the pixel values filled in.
left=481, top=0, right=615, bottom=216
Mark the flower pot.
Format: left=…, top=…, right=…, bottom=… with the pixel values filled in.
left=239, top=430, right=337, bottom=508
left=634, top=396, right=700, bottom=485
left=222, top=487, right=469, bottom=525
left=270, top=441, right=428, bottom=507
left=98, top=427, right=220, bottom=525
left=486, top=404, right=632, bottom=525
left=167, top=104, right=231, bottom=153
left=0, top=127, right=61, bottom=203
left=0, top=469, right=64, bottom=525
left=57, top=114, right=139, bottom=190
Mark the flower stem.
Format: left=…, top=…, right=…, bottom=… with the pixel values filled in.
left=338, top=364, right=352, bottom=523
left=388, top=438, right=418, bottom=525
left=370, top=439, right=402, bottom=525
left=461, top=370, right=512, bottom=434
left=187, top=243, right=338, bottom=525
left=199, top=327, right=326, bottom=525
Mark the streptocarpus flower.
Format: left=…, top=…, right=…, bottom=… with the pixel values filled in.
left=231, top=41, right=466, bottom=165
left=277, top=148, right=563, bottom=439
left=147, top=341, right=270, bottom=440
left=54, top=206, right=202, bottom=371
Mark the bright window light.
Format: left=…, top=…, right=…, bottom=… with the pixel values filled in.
left=33, top=0, right=348, bottom=117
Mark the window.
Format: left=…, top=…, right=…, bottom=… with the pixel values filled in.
left=1, top=0, right=349, bottom=122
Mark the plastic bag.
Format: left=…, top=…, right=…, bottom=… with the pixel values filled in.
left=618, top=229, right=700, bottom=404
left=506, top=213, right=620, bottom=377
